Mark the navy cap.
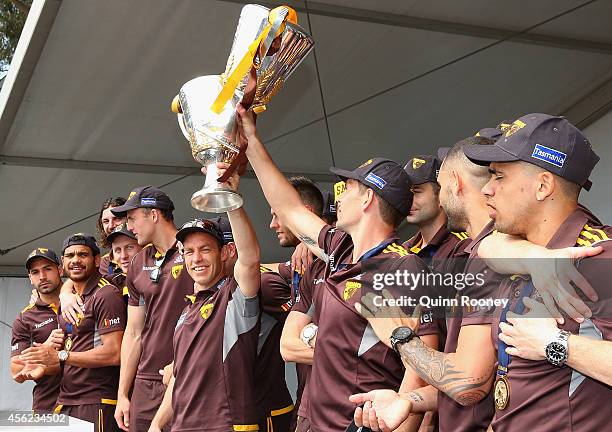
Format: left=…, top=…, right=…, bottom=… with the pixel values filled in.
left=322, top=190, right=337, bottom=221
left=437, top=147, right=450, bottom=162
left=330, top=157, right=413, bottom=217
left=62, top=233, right=100, bottom=256
left=209, top=217, right=234, bottom=244
left=25, top=247, right=61, bottom=270
left=106, top=223, right=137, bottom=245
left=475, top=120, right=513, bottom=140
left=111, top=186, right=175, bottom=217
left=404, top=155, right=441, bottom=185
left=464, top=114, right=599, bottom=191
left=176, top=219, right=224, bottom=246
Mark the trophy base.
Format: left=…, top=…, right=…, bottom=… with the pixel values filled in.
left=191, top=187, right=243, bottom=213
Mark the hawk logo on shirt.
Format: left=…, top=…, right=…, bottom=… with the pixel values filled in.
left=343, top=280, right=362, bottom=301
left=504, top=119, right=526, bottom=137
left=200, top=303, right=214, bottom=320
left=174, top=255, right=184, bottom=264
left=172, top=265, right=184, bottom=279
left=412, top=158, right=426, bottom=169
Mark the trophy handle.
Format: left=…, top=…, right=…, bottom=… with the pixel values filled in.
left=176, top=112, right=190, bottom=141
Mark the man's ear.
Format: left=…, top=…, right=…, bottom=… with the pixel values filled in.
left=94, top=254, right=101, bottom=269
left=57, top=265, right=64, bottom=278
left=536, top=171, right=555, bottom=201
left=362, top=188, right=376, bottom=212
left=220, top=244, right=229, bottom=262
left=451, top=169, right=462, bottom=196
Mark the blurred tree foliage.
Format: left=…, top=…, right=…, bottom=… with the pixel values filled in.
left=1, top=0, right=31, bottom=73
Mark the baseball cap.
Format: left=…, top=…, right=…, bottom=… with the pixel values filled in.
left=322, top=190, right=337, bottom=221
left=463, top=114, right=599, bottom=190
left=209, top=217, right=234, bottom=244
left=62, top=233, right=100, bottom=256
left=176, top=219, right=225, bottom=246
left=25, top=247, right=61, bottom=270
left=111, top=186, right=175, bottom=217
left=437, top=147, right=450, bottom=162
left=404, top=155, right=441, bottom=185
left=475, top=120, right=513, bottom=140
left=330, top=157, right=413, bottom=217
left=106, top=223, right=137, bottom=245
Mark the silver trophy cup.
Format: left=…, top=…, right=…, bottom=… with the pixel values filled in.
left=173, top=4, right=314, bottom=212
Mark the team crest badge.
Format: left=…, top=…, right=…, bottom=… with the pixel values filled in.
left=343, top=280, right=362, bottom=301
left=358, top=159, right=373, bottom=168
left=504, top=120, right=526, bottom=137
left=412, top=158, right=426, bottom=169
left=172, top=265, right=183, bottom=279
left=200, top=303, right=214, bottom=320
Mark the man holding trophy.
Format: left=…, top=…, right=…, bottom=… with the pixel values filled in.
left=153, top=4, right=314, bottom=431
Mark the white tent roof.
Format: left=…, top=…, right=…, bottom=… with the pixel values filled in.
left=2, top=0, right=612, bottom=274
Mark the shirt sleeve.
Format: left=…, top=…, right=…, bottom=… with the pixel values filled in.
left=260, top=271, right=292, bottom=317
left=459, top=258, right=501, bottom=326
left=125, top=260, right=142, bottom=307
left=11, top=315, right=31, bottom=357
left=94, top=285, right=127, bottom=335
left=277, top=261, right=293, bottom=285
left=317, top=224, right=339, bottom=255
left=291, top=264, right=316, bottom=316
left=576, top=244, right=612, bottom=338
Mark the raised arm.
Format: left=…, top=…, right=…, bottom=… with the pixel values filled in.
left=478, top=232, right=601, bottom=322
left=237, top=105, right=327, bottom=259
left=228, top=206, right=261, bottom=298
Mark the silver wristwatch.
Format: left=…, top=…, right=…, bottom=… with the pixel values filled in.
left=301, top=324, right=318, bottom=348
left=545, top=329, right=570, bottom=367
left=58, top=350, right=69, bottom=363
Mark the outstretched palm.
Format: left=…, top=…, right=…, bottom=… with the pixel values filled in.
left=350, top=389, right=412, bottom=431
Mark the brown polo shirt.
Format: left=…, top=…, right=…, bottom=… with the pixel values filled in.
left=434, top=221, right=500, bottom=432
left=256, top=267, right=294, bottom=421
left=291, top=258, right=326, bottom=420
left=403, top=225, right=469, bottom=272
left=172, top=277, right=260, bottom=431
left=126, top=242, right=194, bottom=381
left=57, top=273, right=126, bottom=405
left=491, top=207, right=612, bottom=431
left=109, top=272, right=130, bottom=303
left=99, top=252, right=118, bottom=277
left=405, top=225, right=471, bottom=342
left=11, top=299, right=62, bottom=412
left=308, top=225, right=430, bottom=431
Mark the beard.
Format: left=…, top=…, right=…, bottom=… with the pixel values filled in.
left=441, top=190, right=468, bottom=232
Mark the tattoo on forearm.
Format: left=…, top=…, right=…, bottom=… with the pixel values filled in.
left=408, top=391, right=424, bottom=404
left=298, top=235, right=317, bottom=247
left=398, top=338, right=493, bottom=404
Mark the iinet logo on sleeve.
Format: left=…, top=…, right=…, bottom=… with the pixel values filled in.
left=103, top=317, right=121, bottom=327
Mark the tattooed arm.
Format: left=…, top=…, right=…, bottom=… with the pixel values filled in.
left=238, top=105, right=327, bottom=259
left=397, top=325, right=496, bottom=406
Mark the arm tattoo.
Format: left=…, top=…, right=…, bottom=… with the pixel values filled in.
left=398, top=338, right=493, bottom=405
left=298, top=235, right=317, bottom=247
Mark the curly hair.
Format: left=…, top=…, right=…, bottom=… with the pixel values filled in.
left=96, top=197, right=126, bottom=248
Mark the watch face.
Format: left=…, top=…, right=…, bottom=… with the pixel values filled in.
left=546, top=342, right=567, bottom=365
left=392, top=326, right=413, bottom=341
left=303, top=326, right=316, bottom=339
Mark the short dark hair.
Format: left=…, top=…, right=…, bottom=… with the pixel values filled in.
left=444, top=136, right=493, bottom=188
left=143, top=207, right=174, bottom=222
left=357, top=182, right=404, bottom=228
left=288, top=176, right=324, bottom=217
left=97, top=197, right=126, bottom=248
